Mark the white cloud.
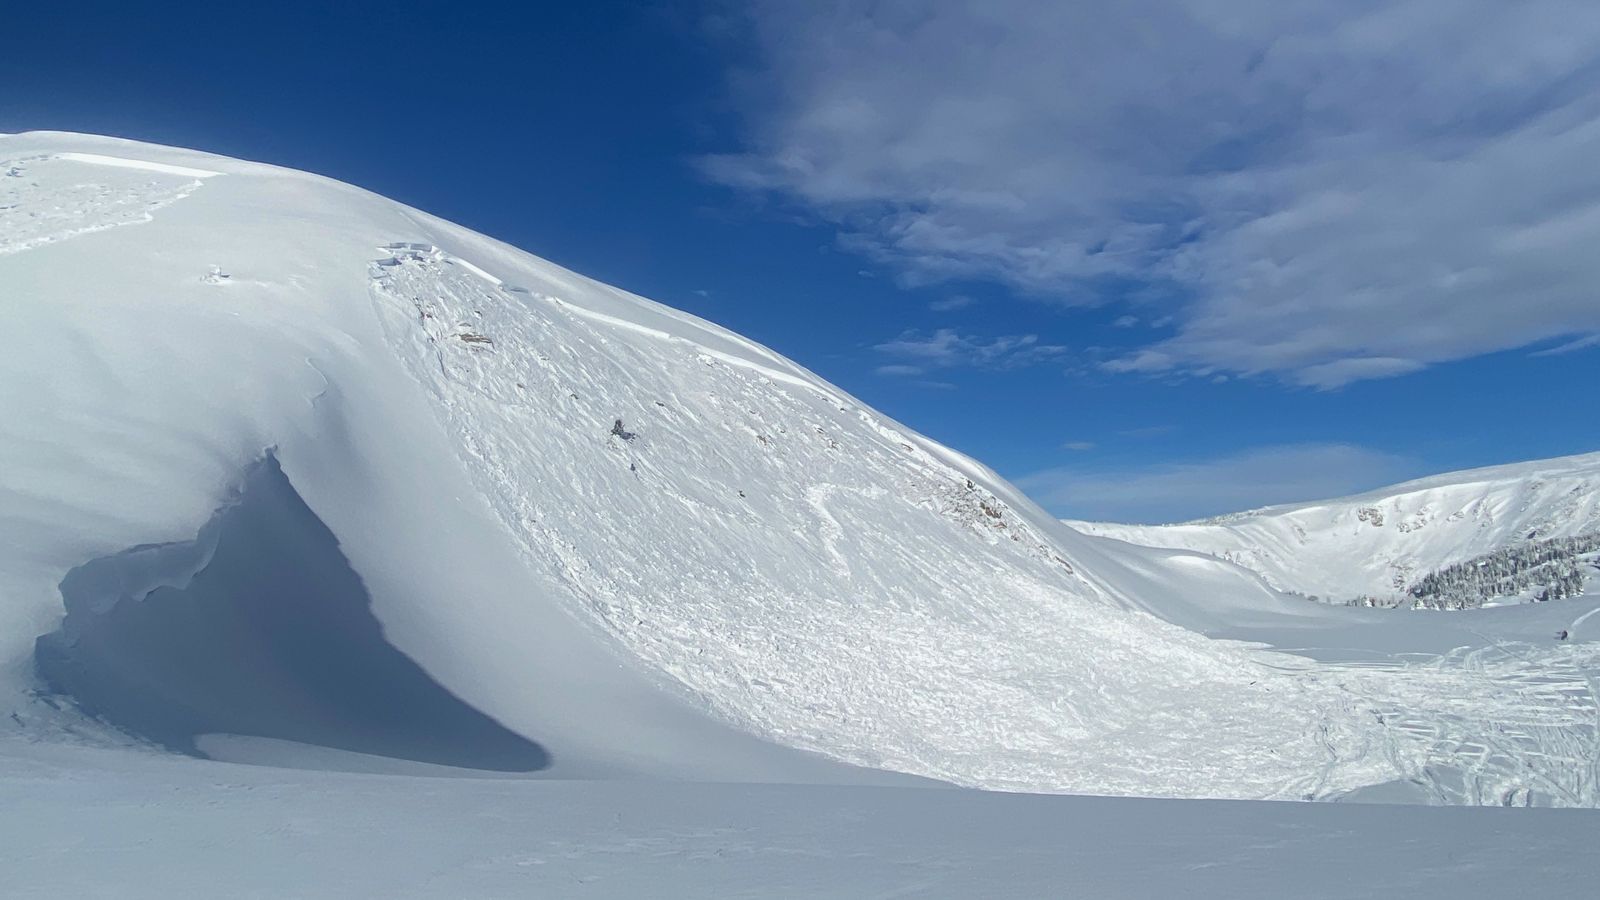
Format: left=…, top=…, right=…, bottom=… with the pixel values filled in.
left=1119, top=425, right=1179, bottom=439
left=1111, top=315, right=1140, bottom=328
left=875, top=328, right=1067, bottom=369
left=1531, top=333, right=1600, bottom=357
left=1017, top=443, right=1420, bottom=523
left=874, top=363, right=925, bottom=376
left=1062, top=440, right=1097, bottom=451
left=707, top=0, right=1600, bottom=385
left=1286, top=357, right=1426, bottom=390
left=929, top=295, right=975, bottom=312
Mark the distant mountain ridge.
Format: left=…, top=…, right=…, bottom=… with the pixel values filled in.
left=1067, top=450, right=1600, bottom=606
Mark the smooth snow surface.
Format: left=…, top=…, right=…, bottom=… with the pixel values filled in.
left=2, top=132, right=1599, bottom=822
left=4, top=743, right=1595, bottom=899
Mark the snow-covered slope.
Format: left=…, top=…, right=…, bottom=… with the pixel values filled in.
left=1066, top=452, right=1600, bottom=605
left=4, top=132, right=1599, bottom=808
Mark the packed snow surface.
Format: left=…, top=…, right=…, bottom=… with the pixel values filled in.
left=3, top=131, right=1600, bottom=824
left=4, top=742, right=1596, bottom=899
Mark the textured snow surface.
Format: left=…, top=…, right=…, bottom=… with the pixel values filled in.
left=1067, top=451, right=1600, bottom=604
left=0, top=153, right=211, bottom=254
left=2, top=132, right=1599, bottom=813
left=365, top=242, right=1386, bottom=798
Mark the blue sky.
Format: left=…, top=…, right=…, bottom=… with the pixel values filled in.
left=7, top=1, right=1599, bottom=522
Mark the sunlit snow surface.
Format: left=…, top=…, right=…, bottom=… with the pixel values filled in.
left=365, top=238, right=1600, bottom=804
left=1, top=130, right=1598, bottom=827
left=5, top=128, right=1600, bottom=895
left=0, top=153, right=213, bottom=255
left=4, top=742, right=1597, bottom=899
left=1068, top=451, right=1600, bottom=604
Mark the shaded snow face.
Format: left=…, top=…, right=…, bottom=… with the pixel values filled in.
left=34, top=455, right=550, bottom=773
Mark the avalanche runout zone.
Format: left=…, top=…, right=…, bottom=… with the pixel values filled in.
left=368, top=245, right=1600, bottom=803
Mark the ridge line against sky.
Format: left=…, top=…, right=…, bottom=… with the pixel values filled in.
left=5, top=0, right=1599, bottom=522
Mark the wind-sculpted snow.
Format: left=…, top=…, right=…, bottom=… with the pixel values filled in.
left=2, top=131, right=1598, bottom=808
left=35, top=455, right=550, bottom=772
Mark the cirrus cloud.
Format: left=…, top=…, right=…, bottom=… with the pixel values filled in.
left=874, top=328, right=1067, bottom=371
left=705, top=0, right=1600, bottom=387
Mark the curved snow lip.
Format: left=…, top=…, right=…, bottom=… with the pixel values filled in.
left=34, top=454, right=550, bottom=774
left=53, top=151, right=222, bottom=179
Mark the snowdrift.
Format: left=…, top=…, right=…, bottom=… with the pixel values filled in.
left=35, top=454, right=550, bottom=771
left=3, top=132, right=1598, bottom=804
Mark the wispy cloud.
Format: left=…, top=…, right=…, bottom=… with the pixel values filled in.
left=707, top=1, right=1600, bottom=387
left=1062, top=440, right=1096, bottom=451
left=929, top=295, right=975, bottom=312
left=1118, top=425, right=1178, bottom=439
left=1019, top=443, right=1420, bottom=524
left=874, top=328, right=1067, bottom=371
left=1531, top=334, right=1600, bottom=357
left=874, top=363, right=926, bottom=376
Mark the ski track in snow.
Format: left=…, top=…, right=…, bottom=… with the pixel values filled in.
left=0, top=153, right=215, bottom=255
left=1328, top=642, right=1600, bottom=805
left=368, top=244, right=1600, bottom=804
left=803, top=485, right=855, bottom=579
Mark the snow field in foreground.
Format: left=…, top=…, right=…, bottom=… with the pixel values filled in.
left=2, top=743, right=1596, bottom=899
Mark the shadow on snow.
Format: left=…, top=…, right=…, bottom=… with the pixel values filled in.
left=34, top=454, right=550, bottom=773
